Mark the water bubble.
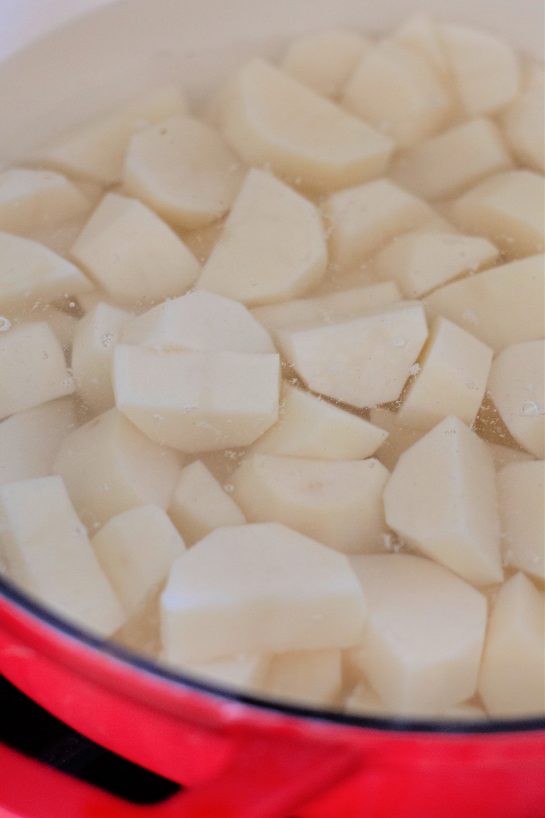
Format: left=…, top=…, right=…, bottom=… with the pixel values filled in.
left=101, top=332, right=115, bottom=348
left=0, top=316, right=11, bottom=332
left=393, top=337, right=406, bottom=348
left=223, top=483, right=234, bottom=494
left=521, top=400, right=542, bottom=417
left=408, top=363, right=421, bottom=377
left=464, top=379, right=479, bottom=391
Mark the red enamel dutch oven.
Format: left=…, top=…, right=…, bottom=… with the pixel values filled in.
left=0, top=1, right=544, bottom=816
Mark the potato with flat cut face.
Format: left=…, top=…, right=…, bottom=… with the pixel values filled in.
left=498, top=461, right=545, bottom=581
left=261, top=649, right=342, bottom=706
left=282, top=30, right=369, bottom=98
left=0, top=168, right=91, bottom=235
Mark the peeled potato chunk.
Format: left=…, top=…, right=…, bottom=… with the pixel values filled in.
left=489, top=443, right=534, bottom=471
left=282, top=30, right=369, bottom=98
left=176, top=654, right=270, bottom=690
left=369, top=408, right=424, bottom=471
left=348, top=554, right=487, bottom=715
left=277, top=301, right=428, bottom=409
left=424, top=255, right=545, bottom=352
left=252, top=384, right=387, bottom=460
left=384, top=416, right=502, bottom=585
left=123, top=115, right=243, bottom=230
left=196, top=169, right=326, bottom=306
left=122, top=290, right=274, bottom=354
left=161, top=522, right=367, bottom=664
left=0, top=168, right=91, bottom=235
left=53, top=408, right=181, bottom=529
left=373, top=231, right=499, bottom=298
left=169, top=460, right=245, bottom=545
left=498, top=461, right=544, bottom=581
left=114, top=345, right=280, bottom=452
left=440, top=23, right=519, bottom=116
left=232, top=454, right=389, bottom=554
left=479, top=573, right=544, bottom=716
left=500, top=65, right=544, bottom=173
left=397, top=317, right=493, bottom=431
left=71, top=193, right=200, bottom=307
left=488, top=340, right=545, bottom=458
left=451, top=170, right=544, bottom=259
left=92, top=504, right=185, bottom=617
left=261, top=649, right=342, bottom=706
left=0, top=476, right=125, bottom=635
left=342, top=40, right=452, bottom=149
left=393, top=15, right=448, bottom=75
left=219, top=59, right=393, bottom=193
left=391, top=118, right=512, bottom=200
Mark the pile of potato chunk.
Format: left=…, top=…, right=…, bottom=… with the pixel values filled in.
left=0, top=16, right=543, bottom=720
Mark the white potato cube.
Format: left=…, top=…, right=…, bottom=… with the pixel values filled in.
left=479, top=573, right=544, bottom=716
left=0, top=476, right=125, bottom=635
left=369, top=408, right=424, bottom=472
left=262, top=649, right=342, bottom=706
left=393, top=15, right=448, bottom=74
left=232, top=454, right=389, bottom=554
left=489, top=443, right=534, bottom=471
left=219, top=59, right=393, bottom=193
left=500, top=65, right=544, bottom=173
left=397, top=317, right=493, bottom=431
left=277, top=301, right=428, bottom=409
left=488, top=340, right=545, bottom=458
left=53, top=408, right=181, bottom=529
left=114, top=345, right=280, bottom=452
left=175, top=654, right=270, bottom=690
left=348, top=554, right=487, bottom=715
left=0, top=168, right=91, bottom=235
left=282, top=30, right=369, bottom=98
left=498, top=461, right=544, bottom=581
left=384, top=416, right=502, bottom=585
left=124, top=115, right=243, bottom=230
left=196, top=169, right=326, bottom=306
left=161, top=522, right=367, bottom=664
left=169, top=460, right=245, bottom=545
left=71, top=193, right=200, bottom=307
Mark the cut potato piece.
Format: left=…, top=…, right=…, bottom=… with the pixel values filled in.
left=196, top=169, right=326, bottom=306
left=393, top=15, right=448, bottom=75
left=123, top=115, right=243, bottom=230
left=498, top=461, right=544, bottom=581
left=344, top=681, right=390, bottom=716
left=252, top=384, right=388, bottom=460
left=71, top=302, right=132, bottom=414
left=324, top=179, right=432, bottom=270
left=374, top=231, right=499, bottom=298
left=479, top=572, right=544, bottom=716
left=176, top=654, right=270, bottom=690
left=369, top=408, right=424, bottom=471
left=488, top=340, right=545, bottom=458
left=440, top=23, right=519, bottom=115
left=71, top=193, right=200, bottom=307
left=232, top=454, right=389, bottom=553
left=342, top=40, right=452, bottom=148
left=489, top=443, right=534, bottom=471
left=169, top=460, right=245, bottom=545
left=0, top=168, right=91, bottom=235
left=219, top=59, right=393, bottom=193
left=397, top=317, right=493, bottom=431
left=122, top=290, right=274, bottom=354
left=0, top=476, right=125, bottom=635
left=262, top=649, right=342, bottom=706
left=424, top=255, right=545, bottom=351
left=391, top=118, right=512, bottom=200
left=161, top=522, right=367, bottom=664
left=0, top=322, right=74, bottom=421
left=500, top=65, right=544, bottom=173
left=384, top=416, right=502, bottom=585
left=0, top=398, right=76, bottom=486
left=348, top=554, right=487, bottom=715
left=451, top=171, right=544, bottom=258
left=92, top=504, right=186, bottom=617
left=114, top=345, right=280, bottom=452
left=53, top=408, right=181, bottom=529
left=282, top=30, right=369, bottom=98
left=277, top=301, right=428, bottom=409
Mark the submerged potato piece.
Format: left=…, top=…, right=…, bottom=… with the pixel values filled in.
left=498, top=461, right=545, bottom=581
left=391, top=118, right=512, bottom=200
left=451, top=171, right=544, bottom=258
left=161, top=522, right=367, bottom=664
left=397, top=317, right=493, bottom=431
left=177, top=654, right=270, bottom=690
left=0, top=322, right=74, bottom=420
left=53, top=408, right=180, bottom=529
left=489, top=443, right=534, bottom=471
left=424, top=255, right=545, bottom=351
left=373, top=231, right=499, bottom=298
left=344, top=681, right=391, bottom=716
left=488, top=340, right=545, bottom=458
left=479, top=573, right=544, bottom=716
left=348, top=554, right=487, bottom=715
left=342, top=40, right=452, bottom=148
left=0, top=476, right=125, bottom=635
left=114, top=345, right=280, bottom=452
left=169, top=460, right=245, bottom=545
left=0, top=168, right=91, bottom=235
left=71, top=193, right=200, bottom=307
left=123, top=115, right=243, bottom=230
left=500, top=65, right=544, bottom=173
left=282, top=30, right=369, bottom=98
left=369, top=408, right=424, bottom=471
left=262, top=649, right=342, bottom=706
left=384, top=416, right=502, bottom=585
left=232, top=454, right=389, bottom=553
left=277, top=301, right=428, bottom=409
left=92, top=504, right=186, bottom=617
left=252, top=384, right=388, bottom=460
left=196, top=170, right=326, bottom=306
left=393, top=14, right=448, bottom=74
left=219, top=59, right=393, bottom=193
